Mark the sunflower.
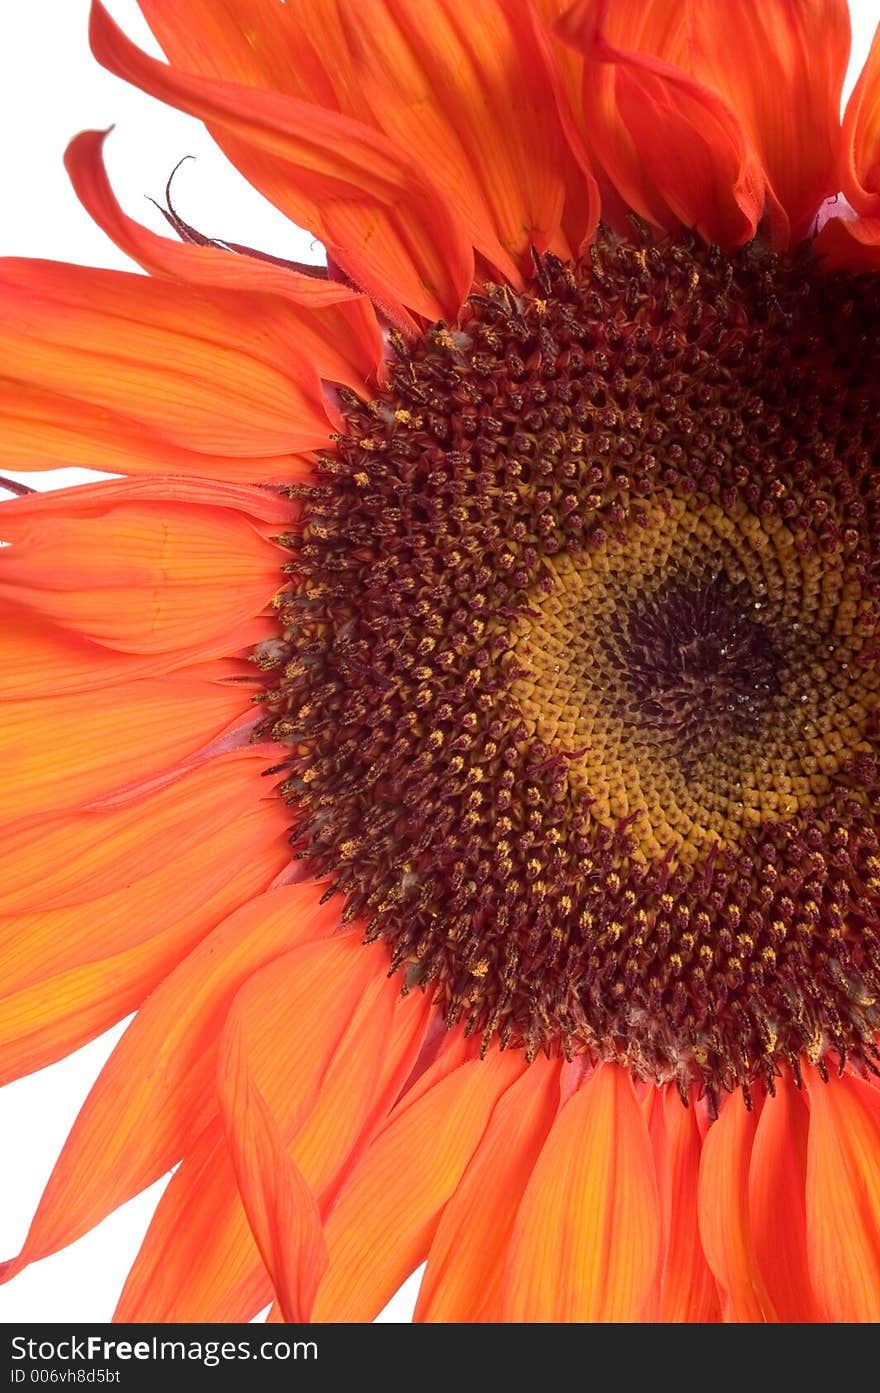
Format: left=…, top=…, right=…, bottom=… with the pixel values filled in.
left=2, top=0, right=880, bottom=1326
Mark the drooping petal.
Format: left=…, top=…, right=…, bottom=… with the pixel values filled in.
left=115, top=940, right=432, bottom=1322
left=501, top=1063, right=661, bottom=1321
left=558, top=0, right=766, bottom=246
left=0, top=881, right=332, bottom=1282
left=840, top=20, right=880, bottom=214
left=137, top=0, right=376, bottom=119
left=311, top=1047, right=525, bottom=1321
left=0, top=476, right=286, bottom=657
left=415, top=1055, right=560, bottom=1322
left=115, top=1118, right=266, bottom=1321
left=649, top=1085, right=720, bottom=1322
left=698, top=1090, right=775, bottom=1321
left=218, top=1012, right=329, bottom=1323
left=90, top=2, right=473, bottom=325
left=668, top=0, right=850, bottom=244
left=0, top=256, right=334, bottom=478
left=805, top=1069, right=880, bottom=1322
left=749, top=1073, right=818, bottom=1322
left=65, top=129, right=384, bottom=391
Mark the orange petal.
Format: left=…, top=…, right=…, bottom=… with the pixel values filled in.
left=749, top=1072, right=818, bottom=1322
left=804, top=1069, right=880, bottom=1322
left=312, top=1047, right=525, bottom=1321
left=0, top=662, right=250, bottom=823
left=674, top=0, right=849, bottom=245
left=501, top=1062, right=660, bottom=1321
left=415, top=1055, right=560, bottom=1322
left=0, top=752, right=288, bottom=1086
left=138, top=0, right=376, bottom=120
left=115, top=933, right=383, bottom=1322
left=698, top=1091, right=775, bottom=1321
left=841, top=20, right=880, bottom=214
left=0, top=745, right=274, bottom=914
left=0, top=475, right=286, bottom=657
left=115, top=938, right=430, bottom=1322
left=65, top=128, right=384, bottom=392
left=218, top=1003, right=335, bottom=1323
left=0, top=378, right=309, bottom=483
left=115, top=1117, right=270, bottom=1322
left=0, top=256, right=333, bottom=474
left=336, top=0, right=597, bottom=279
left=0, top=881, right=332, bottom=1281
left=559, top=0, right=766, bottom=246
left=580, top=0, right=849, bottom=245
left=649, top=1085, right=720, bottom=1322
left=216, top=963, right=433, bottom=1319
left=0, top=604, right=273, bottom=699
left=90, top=2, right=473, bottom=325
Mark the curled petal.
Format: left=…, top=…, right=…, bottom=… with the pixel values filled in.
left=65, top=128, right=384, bottom=391
left=815, top=210, right=880, bottom=269
left=558, top=0, right=766, bottom=245
left=90, top=1, right=473, bottom=325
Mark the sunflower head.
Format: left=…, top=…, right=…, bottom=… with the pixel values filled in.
left=3, top=0, right=880, bottom=1330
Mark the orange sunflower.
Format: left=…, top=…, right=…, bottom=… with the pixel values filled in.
left=3, top=0, right=880, bottom=1325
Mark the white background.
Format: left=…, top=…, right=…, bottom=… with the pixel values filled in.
left=0, top=0, right=877, bottom=1326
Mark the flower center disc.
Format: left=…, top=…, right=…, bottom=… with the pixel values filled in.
left=262, top=231, right=880, bottom=1100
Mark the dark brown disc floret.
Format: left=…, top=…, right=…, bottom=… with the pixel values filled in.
left=258, top=229, right=880, bottom=1104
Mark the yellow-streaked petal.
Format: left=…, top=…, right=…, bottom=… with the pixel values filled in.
left=501, top=1063, right=661, bottom=1321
